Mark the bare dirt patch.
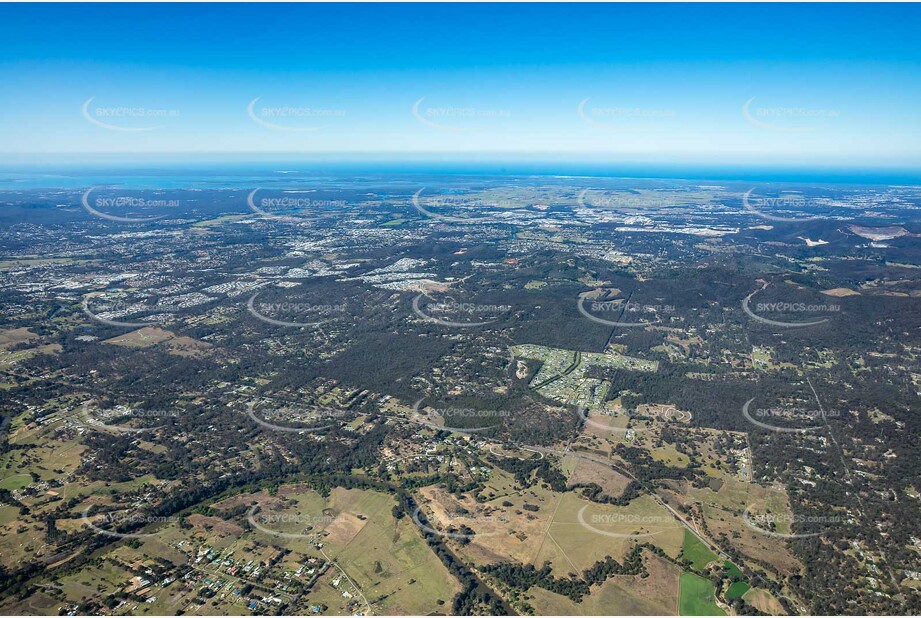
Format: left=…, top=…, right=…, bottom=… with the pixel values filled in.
left=277, top=483, right=313, bottom=497
left=104, top=327, right=174, bottom=348
left=186, top=514, right=244, bottom=536
left=212, top=489, right=271, bottom=512
left=821, top=288, right=860, bottom=297
left=323, top=512, right=366, bottom=545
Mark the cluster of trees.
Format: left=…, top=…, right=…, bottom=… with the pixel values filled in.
left=575, top=479, right=643, bottom=505
left=490, top=454, right=568, bottom=492
left=482, top=544, right=649, bottom=602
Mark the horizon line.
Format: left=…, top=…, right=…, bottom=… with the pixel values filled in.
left=1, top=152, right=919, bottom=169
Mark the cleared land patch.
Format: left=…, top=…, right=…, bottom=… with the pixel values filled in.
left=679, top=572, right=725, bottom=616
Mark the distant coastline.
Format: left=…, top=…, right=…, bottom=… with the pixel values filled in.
left=1, top=158, right=920, bottom=188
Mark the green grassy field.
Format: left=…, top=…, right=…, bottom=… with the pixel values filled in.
left=679, top=572, right=726, bottom=616
left=723, top=560, right=743, bottom=579
left=726, top=581, right=752, bottom=600
left=0, top=473, right=31, bottom=490
left=681, top=529, right=718, bottom=570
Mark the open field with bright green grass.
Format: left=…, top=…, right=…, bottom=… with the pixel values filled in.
left=0, top=473, right=31, bottom=490
left=679, top=572, right=725, bottom=616
left=726, top=581, right=752, bottom=600
left=681, top=529, right=718, bottom=570
left=723, top=560, right=743, bottom=579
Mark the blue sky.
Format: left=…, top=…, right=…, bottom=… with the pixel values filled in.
left=1, top=3, right=919, bottom=167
